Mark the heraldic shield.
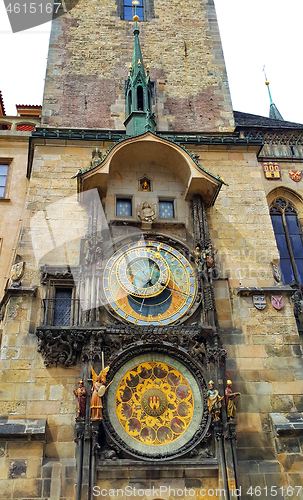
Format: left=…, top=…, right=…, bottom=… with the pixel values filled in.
left=271, top=295, right=284, bottom=310
left=252, top=295, right=266, bottom=310
left=149, top=395, right=160, bottom=410
left=289, top=170, right=302, bottom=182
left=10, top=261, right=25, bottom=281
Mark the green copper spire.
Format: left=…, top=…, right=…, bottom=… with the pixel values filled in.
left=263, top=67, right=284, bottom=121
left=124, top=0, right=156, bottom=136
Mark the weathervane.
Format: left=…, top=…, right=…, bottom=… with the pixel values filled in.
left=132, top=0, right=140, bottom=25
left=262, top=65, right=283, bottom=121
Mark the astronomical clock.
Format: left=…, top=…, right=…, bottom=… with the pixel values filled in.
left=103, top=353, right=209, bottom=460
left=103, top=240, right=197, bottom=326
left=97, top=236, right=212, bottom=461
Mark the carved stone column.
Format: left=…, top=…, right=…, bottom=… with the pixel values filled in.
left=191, top=194, right=218, bottom=327
left=79, top=335, right=103, bottom=500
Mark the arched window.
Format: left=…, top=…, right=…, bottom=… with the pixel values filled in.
left=127, top=90, right=132, bottom=115
left=270, top=198, right=303, bottom=284
left=137, top=86, right=144, bottom=111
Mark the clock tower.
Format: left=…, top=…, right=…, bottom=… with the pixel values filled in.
left=2, top=0, right=303, bottom=498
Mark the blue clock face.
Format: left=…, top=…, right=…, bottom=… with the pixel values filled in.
left=117, top=248, right=170, bottom=298
left=103, top=241, right=196, bottom=326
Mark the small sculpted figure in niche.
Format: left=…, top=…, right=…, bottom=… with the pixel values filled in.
left=204, top=244, right=216, bottom=269
left=225, top=380, right=241, bottom=420
left=141, top=177, right=150, bottom=191
left=93, top=241, right=103, bottom=269
left=191, top=341, right=205, bottom=361
left=138, top=202, right=156, bottom=222
left=73, top=380, right=87, bottom=419
left=193, top=246, right=203, bottom=272
left=84, top=239, right=92, bottom=265
left=271, top=260, right=282, bottom=283
left=206, top=380, right=223, bottom=422
left=90, top=366, right=110, bottom=420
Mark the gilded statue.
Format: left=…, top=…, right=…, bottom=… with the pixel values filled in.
left=73, top=380, right=87, bottom=419
left=225, top=380, right=241, bottom=420
left=193, top=246, right=203, bottom=272
left=206, top=380, right=223, bottom=422
left=90, top=366, right=110, bottom=420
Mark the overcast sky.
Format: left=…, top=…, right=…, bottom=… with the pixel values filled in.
left=0, top=0, right=302, bottom=124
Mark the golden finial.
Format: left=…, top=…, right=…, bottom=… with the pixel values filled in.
left=133, top=14, right=139, bottom=21
left=137, top=59, right=141, bottom=66
left=265, top=81, right=270, bottom=86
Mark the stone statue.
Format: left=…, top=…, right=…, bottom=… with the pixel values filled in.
left=138, top=202, right=156, bottom=223
left=93, top=241, right=103, bottom=269
left=271, top=260, right=282, bottom=283
left=90, top=366, right=110, bottom=420
left=73, top=380, right=87, bottom=419
left=206, top=380, right=223, bottom=422
left=91, top=147, right=102, bottom=166
left=84, top=239, right=92, bottom=265
left=225, top=380, right=241, bottom=420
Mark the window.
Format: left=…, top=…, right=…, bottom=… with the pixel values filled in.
left=124, top=0, right=143, bottom=20
left=116, top=198, right=132, bottom=217
left=159, top=200, right=174, bottom=219
left=0, top=164, right=8, bottom=197
left=137, top=86, right=144, bottom=111
left=53, top=288, right=72, bottom=327
left=270, top=198, right=303, bottom=284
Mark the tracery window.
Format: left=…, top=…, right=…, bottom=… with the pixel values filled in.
left=270, top=198, right=303, bottom=284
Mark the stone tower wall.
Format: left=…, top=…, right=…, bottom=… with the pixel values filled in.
left=42, top=0, right=234, bottom=132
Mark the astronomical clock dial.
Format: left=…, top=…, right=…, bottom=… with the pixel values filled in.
left=106, top=355, right=204, bottom=458
left=103, top=240, right=196, bottom=325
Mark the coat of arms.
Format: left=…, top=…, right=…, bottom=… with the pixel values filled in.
left=252, top=295, right=266, bottom=310
left=289, top=171, right=302, bottom=182
left=263, top=162, right=281, bottom=179
left=149, top=395, right=160, bottom=410
left=10, top=261, right=25, bottom=281
left=271, top=295, right=284, bottom=310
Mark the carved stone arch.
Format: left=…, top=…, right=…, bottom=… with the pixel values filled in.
left=267, top=187, right=303, bottom=228
left=80, top=132, right=224, bottom=207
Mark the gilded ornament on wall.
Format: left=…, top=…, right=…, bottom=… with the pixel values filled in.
left=10, top=261, right=25, bottom=281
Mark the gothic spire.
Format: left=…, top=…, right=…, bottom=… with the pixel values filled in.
left=263, top=67, right=284, bottom=121
left=124, top=1, right=155, bottom=135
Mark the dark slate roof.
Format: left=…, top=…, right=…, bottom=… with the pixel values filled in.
left=234, top=110, right=303, bottom=130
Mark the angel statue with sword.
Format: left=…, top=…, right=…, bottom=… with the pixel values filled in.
left=90, top=365, right=111, bottom=420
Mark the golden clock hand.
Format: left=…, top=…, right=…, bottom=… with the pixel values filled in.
left=164, top=284, right=192, bottom=298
